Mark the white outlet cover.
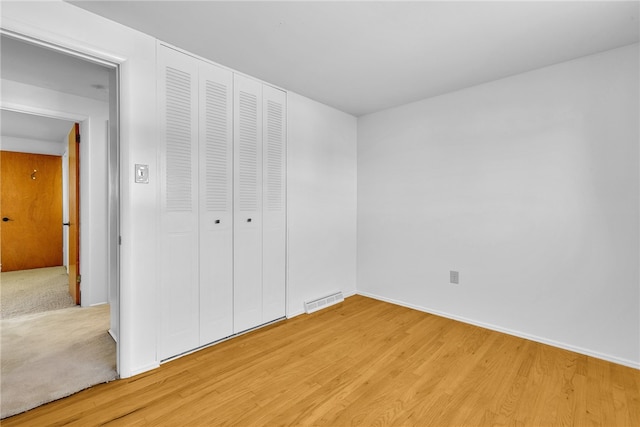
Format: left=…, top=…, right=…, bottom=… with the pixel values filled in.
left=450, top=271, right=459, bottom=284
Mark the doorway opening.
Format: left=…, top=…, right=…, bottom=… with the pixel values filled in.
left=0, top=31, right=120, bottom=416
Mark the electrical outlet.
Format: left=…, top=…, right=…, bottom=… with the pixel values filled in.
left=450, top=271, right=459, bottom=284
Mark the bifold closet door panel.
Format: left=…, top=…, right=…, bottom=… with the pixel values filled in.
left=262, top=86, right=287, bottom=322
left=199, top=62, right=234, bottom=345
left=233, top=74, right=263, bottom=334
left=158, top=46, right=200, bottom=360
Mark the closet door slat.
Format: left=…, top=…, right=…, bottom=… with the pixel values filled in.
left=262, top=85, right=287, bottom=323
left=233, top=74, right=263, bottom=334
left=199, top=61, right=234, bottom=345
left=159, top=46, right=200, bottom=360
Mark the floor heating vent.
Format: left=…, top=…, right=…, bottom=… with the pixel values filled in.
left=304, top=292, right=344, bottom=314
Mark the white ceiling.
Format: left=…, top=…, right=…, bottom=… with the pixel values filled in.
left=1, top=109, right=75, bottom=144
left=0, top=35, right=112, bottom=151
left=1, top=34, right=112, bottom=103
left=67, top=1, right=639, bottom=116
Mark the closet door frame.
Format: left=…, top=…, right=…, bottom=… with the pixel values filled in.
left=158, top=42, right=289, bottom=359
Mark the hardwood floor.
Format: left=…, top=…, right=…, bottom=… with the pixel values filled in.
left=4, top=295, right=639, bottom=426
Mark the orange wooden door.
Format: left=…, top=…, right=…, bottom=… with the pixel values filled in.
left=0, top=150, right=63, bottom=271
left=68, top=123, right=80, bottom=304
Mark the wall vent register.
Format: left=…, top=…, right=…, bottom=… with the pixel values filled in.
left=304, top=292, right=344, bottom=314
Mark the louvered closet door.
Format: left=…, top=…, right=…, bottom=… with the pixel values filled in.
left=233, top=75, right=263, bottom=333
left=158, top=46, right=200, bottom=360
left=262, top=86, right=286, bottom=322
left=199, top=61, right=233, bottom=345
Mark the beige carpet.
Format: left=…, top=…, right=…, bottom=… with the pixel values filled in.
left=1, top=267, right=75, bottom=319
left=1, top=305, right=117, bottom=419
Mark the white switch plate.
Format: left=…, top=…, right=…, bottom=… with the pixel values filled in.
left=135, top=164, right=149, bottom=184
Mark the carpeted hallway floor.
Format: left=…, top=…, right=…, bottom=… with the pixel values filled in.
left=1, top=266, right=75, bottom=319
left=0, top=267, right=117, bottom=419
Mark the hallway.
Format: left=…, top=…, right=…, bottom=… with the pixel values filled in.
left=0, top=267, right=116, bottom=418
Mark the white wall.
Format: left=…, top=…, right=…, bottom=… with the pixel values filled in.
left=357, top=44, right=640, bottom=367
left=1, top=80, right=109, bottom=307
left=287, top=92, right=358, bottom=317
left=1, top=0, right=159, bottom=377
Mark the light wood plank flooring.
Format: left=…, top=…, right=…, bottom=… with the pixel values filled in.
left=4, top=295, right=639, bottom=426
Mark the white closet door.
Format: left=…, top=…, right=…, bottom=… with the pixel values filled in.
left=233, top=74, right=263, bottom=333
left=199, top=62, right=234, bottom=345
left=262, top=86, right=287, bottom=322
left=158, top=46, right=199, bottom=360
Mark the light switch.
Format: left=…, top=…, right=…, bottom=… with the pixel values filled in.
left=135, top=164, right=149, bottom=184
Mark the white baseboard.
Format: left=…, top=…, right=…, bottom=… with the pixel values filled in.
left=357, top=291, right=640, bottom=370
left=343, top=289, right=358, bottom=298
left=122, top=362, right=161, bottom=379
left=287, top=309, right=305, bottom=319
left=89, top=302, right=109, bottom=307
